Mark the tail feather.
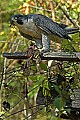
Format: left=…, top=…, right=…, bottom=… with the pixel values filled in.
left=65, top=28, right=79, bottom=34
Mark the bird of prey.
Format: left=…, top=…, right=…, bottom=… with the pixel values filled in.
left=10, top=14, right=79, bottom=52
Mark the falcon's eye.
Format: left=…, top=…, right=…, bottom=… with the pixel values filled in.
left=17, top=18, right=23, bottom=25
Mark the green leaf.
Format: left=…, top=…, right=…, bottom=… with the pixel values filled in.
left=40, top=62, right=47, bottom=71
left=64, top=108, right=71, bottom=114
left=53, top=84, right=61, bottom=94
left=37, top=75, right=45, bottom=81
left=31, top=65, right=36, bottom=71
left=28, top=76, right=37, bottom=81
left=54, top=97, right=65, bottom=110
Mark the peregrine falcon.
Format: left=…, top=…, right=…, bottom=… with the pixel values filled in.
left=10, top=14, right=79, bottom=52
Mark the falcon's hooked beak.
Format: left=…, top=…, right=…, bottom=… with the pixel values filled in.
left=10, top=15, right=17, bottom=27
left=10, top=18, right=15, bottom=25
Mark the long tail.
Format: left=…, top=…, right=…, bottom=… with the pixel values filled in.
left=65, top=28, right=79, bottom=34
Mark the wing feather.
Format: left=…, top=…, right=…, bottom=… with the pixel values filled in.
left=33, top=14, right=71, bottom=39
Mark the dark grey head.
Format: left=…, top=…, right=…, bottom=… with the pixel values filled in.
left=10, top=14, right=24, bottom=25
